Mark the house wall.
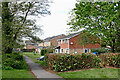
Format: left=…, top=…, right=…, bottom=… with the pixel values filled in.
left=50, top=35, right=65, bottom=47
left=39, top=42, right=44, bottom=46
left=44, top=41, right=51, bottom=47
left=26, top=44, right=36, bottom=49
left=58, top=39, right=69, bottom=53
left=69, top=48, right=83, bottom=54
left=69, top=33, right=100, bottom=49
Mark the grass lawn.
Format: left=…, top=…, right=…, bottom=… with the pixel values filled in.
left=2, top=53, right=36, bottom=79
left=23, top=52, right=41, bottom=59
left=2, top=69, right=36, bottom=79
left=23, top=52, right=43, bottom=64
left=57, top=68, right=118, bottom=78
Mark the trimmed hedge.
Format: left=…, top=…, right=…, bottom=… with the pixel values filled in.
left=44, top=53, right=120, bottom=72
left=45, top=53, right=102, bottom=72
left=100, top=53, right=120, bottom=67
left=2, top=52, right=27, bottom=70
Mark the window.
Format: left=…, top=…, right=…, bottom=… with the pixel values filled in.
left=65, top=48, right=69, bottom=53
left=36, top=44, right=38, bottom=46
left=60, top=49, right=63, bottom=53
left=45, top=42, right=49, bottom=45
left=67, top=39, right=69, bottom=43
left=83, top=49, right=89, bottom=53
left=61, top=40, right=63, bottom=44
left=58, top=40, right=60, bottom=44
left=64, top=40, right=66, bottom=43
left=55, top=49, right=58, bottom=53
left=31, top=44, right=34, bottom=46
left=27, top=44, right=29, bottom=46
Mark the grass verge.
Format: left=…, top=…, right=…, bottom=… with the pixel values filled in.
left=57, top=68, right=118, bottom=78
left=2, top=69, right=36, bottom=79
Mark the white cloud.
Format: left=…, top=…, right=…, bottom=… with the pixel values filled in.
left=36, top=0, right=77, bottom=39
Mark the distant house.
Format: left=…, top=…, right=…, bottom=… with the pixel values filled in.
left=25, top=40, right=39, bottom=49
left=55, top=32, right=100, bottom=54
left=36, top=34, right=65, bottom=53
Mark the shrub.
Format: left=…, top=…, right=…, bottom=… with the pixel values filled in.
left=2, top=52, right=27, bottom=70
left=45, top=53, right=102, bottom=72
left=91, top=48, right=107, bottom=54
left=103, top=53, right=120, bottom=68
left=41, top=48, right=47, bottom=56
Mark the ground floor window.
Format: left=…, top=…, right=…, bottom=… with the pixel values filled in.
left=65, top=48, right=69, bottom=53
left=60, top=49, right=63, bottom=53
left=83, top=49, right=89, bottom=53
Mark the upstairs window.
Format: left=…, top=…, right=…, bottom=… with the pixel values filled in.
left=64, top=40, right=66, bottom=43
left=61, top=40, right=63, bottom=44
left=67, top=39, right=69, bottom=43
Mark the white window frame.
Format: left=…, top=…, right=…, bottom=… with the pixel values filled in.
left=83, top=49, right=89, bottom=53
left=65, top=48, right=69, bottom=53
left=67, top=39, right=69, bottom=43
left=60, top=49, right=63, bottom=53
left=61, top=40, right=63, bottom=44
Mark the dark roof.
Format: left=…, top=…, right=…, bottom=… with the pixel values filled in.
left=43, top=34, right=65, bottom=42
left=58, top=32, right=81, bottom=40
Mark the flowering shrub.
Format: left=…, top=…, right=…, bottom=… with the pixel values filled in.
left=45, top=53, right=102, bottom=72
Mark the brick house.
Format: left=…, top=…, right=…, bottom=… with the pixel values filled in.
left=55, top=32, right=100, bottom=54
left=36, top=34, right=65, bottom=53
left=25, top=40, right=39, bottom=49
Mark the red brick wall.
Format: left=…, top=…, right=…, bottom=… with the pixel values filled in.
left=59, top=39, right=69, bottom=53
left=69, top=33, right=100, bottom=49
left=26, top=45, right=36, bottom=49
left=50, top=35, right=65, bottom=47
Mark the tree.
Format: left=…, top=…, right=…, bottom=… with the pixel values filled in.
left=2, top=1, right=51, bottom=54
left=68, top=1, right=120, bottom=53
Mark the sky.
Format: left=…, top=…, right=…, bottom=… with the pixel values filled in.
left=36, top=0, right=77, bottom=39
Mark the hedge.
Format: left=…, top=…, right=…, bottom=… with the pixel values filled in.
left=45, top=53, right=102, bottom=72
left=44, top=53, right=120, bottom=72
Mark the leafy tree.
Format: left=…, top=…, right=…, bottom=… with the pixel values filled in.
left=68, top=1, right=120, bottom=53
left=2, top=1, right=51, bottom=54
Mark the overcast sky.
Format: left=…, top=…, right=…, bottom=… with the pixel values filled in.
left=36, top=0, right=77, bottom=39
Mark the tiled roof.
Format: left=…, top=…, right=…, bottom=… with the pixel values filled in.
left=43, top=34, right=65, bottom=42
left=58, top=32, right=81, bottom=40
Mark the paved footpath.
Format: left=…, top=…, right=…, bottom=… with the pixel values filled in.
left=23, top=55, right=64, bottom=80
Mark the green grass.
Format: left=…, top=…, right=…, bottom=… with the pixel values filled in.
left=2, top=69, right=36, bottom=79
left=23, top=52, right=41, bottom=62
left=23, top=52, right=46, bottom=67
left=2, top=53, right=36, bottom=79
left=23, top=52, right=41, bottom=58
left=57, top=68, right=118, bottom=78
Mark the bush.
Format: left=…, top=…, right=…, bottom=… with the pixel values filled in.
left=91, top=48, right=107, bottom=54
left=103, top=53, right=120, bottom=67
left=41, top=48, right=47, bottom=56
left=2, top=52, right=27, bottom=70
left=45, top=53, right=102, bottom=72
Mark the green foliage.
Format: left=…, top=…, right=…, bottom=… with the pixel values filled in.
left=45, top=53, right=102, bottom=72
left=68, top=2, right=120, bottom=53
left=2, top=1, right=51, bottom=53
left=91, top=48, right=107, bottom=54
left=103, top=54, right=120, bottom=67
left=2, top=52, right=27, bottom=70
left=41, top=48, right=47, bottom=56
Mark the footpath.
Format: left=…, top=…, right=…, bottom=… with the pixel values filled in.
left=23, top=55, right=64, bottom=80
